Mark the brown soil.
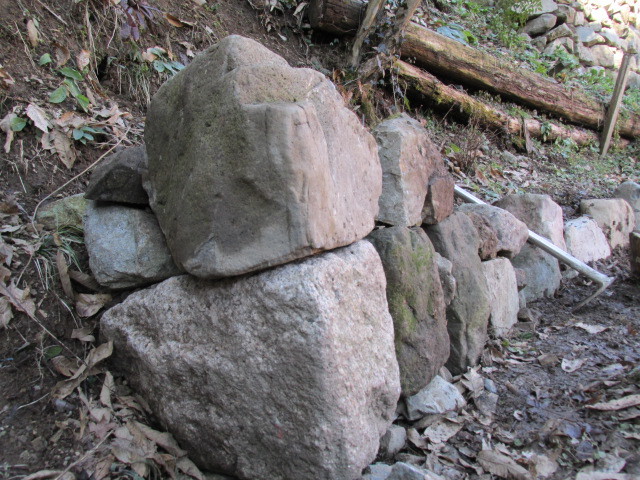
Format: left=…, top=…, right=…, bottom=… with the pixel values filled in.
left=1, top=1, right=639, bottom=479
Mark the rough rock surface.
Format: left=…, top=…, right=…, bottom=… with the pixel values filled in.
left=481, top=258, right=519, bottom=337
left=424, top=212, right=491, bottom=375
left=458, top=203, right=529, bottom=259
left=101, top=241, right=400, bottom=480
left=36, top=194, right=87, bottom=230
left=580, top=198, right=635, bottom=249
left=435, top=253, right=456, bottom=306
left=631, top=232, right=640, bottom=274
left=374, top=114, right=437, bottom=227
left=421, top=166, right=455, bottom=225
left=368, top=226, right=449, bottom=396
left=614, top=181, right=640, bottom=231
left=405, top=375, right=466, bottom=421
left=378, top=425, right=407, bottom=460
left=564, top=216, right=611, bottom=263
left=145, top=35, right=381, bottom=279
left=494, top=194, right=565, bottom=302
left=84, top=202, right=181, bottom=289
left=458, top=208, right=499, bottom=260
left=85, top=146, right=148, bottom=205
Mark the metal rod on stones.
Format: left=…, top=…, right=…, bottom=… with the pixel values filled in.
left=454, top=185, right=614, bottom=310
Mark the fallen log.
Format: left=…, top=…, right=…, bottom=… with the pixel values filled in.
left=396, top=60, right=600, bottom=146
left=308, top=0, right=365, bottom=36
left=307, top=0, right=640, bottom=138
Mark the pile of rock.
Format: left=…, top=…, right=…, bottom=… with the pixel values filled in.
left=67, top=35, right=638, bottom=479
left=521, top=0, right=640, bottom=86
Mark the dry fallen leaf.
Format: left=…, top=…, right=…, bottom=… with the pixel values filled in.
left=191, top=0, right=206, bottom=5
left=477, top=449, right=532, bottom=480
left=68, top=270, right=100, bottom=291
left=0, top=296, right=13, bottom=328
left=0, top=64, right=14, bottom=90
left=52, top=341, right=113, bottom=398
left=23, top=470, right=64, bottom=480
left=26, top=103, right=50, bottom=133
left=134, top=421, right=187, bottom=457
left=76, top=49, right=91, bottom=70
left=561, top=357, right=587, bottom=373
left=0, top=281, right=37, bottom=318
left=575, top=473, right=636, bottom=480
left=57, top=250, right=75, bottom=299
left=50, top=128, right=76, bottom=169
left=523, top=453, right=558, bottom=478
left=76, top=293, right=111, bottom=317
left=574, top=322, right=608, bottom=335
left=0, top=112, right=16, bottom=153
left=177, top=457, right=205, bottom=480
left=586, top=394, right=640, bottom=411
left=54, top=42, right=71, bottom=67
left=26, top=19, right=39, bottom=47
left=71, top=326, right=95, bottom=342
left=51, top=356, right=80, bottom=377
left=423, top=418, right=463, bottom=444
left=100, top=371, right=115, bottom=408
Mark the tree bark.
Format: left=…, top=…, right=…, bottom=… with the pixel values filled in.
left=308, top=0, right=366, bottom=36
left=396, top=60, right=601, bottom=146
left=307, top=0, right=640, bottom=138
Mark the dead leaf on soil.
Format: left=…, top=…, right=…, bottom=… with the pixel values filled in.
left=177, top=457, right=205, bottom=480
left=407, top=427, right=429, bottom=450
left=68, top=270, right=100, bottom=291
left=192, top=0, right=206, bottom=5
left=0, top=237, right=15, bottom=266
left=26, top=19, right=39, bottom=47
left=523, top=453, right=557, bottom=478
left=23, top=470, right=64, bottom=480
left=71, top=326, right=95, bottom=342
left=0, top=281, right=37, bottom=318
left=0, top=64, right=14, bottom=90
left=0, top=112, right=16, bottom=153
left=620, top=431, right=640, bottom=440
left=0, top=296, right=13, bottom=328
left=164, top=13, right=194, bottom=28
left=51, top=355, right=81, bottom=377
left=574, top=322, right=609, bottom=335
left=26, top=103, right=51, bottom=133
left=52, top=341, right=113, bottom=398
left=134, top=421, right=187, bottom=457
left=461, top=366, right=484, bottom=398
left=100, top=371, right=114, bottom=408
left=77, top=49, right=91, bottom=70
left=586, top=395, right=640, bottom=411
left=54, top=42, right=71, bottom=67
left=537, top=353, right=559, bottom=366
left=56, top=112, right=86, bottom=129
left=561, top=357, right=587, bottom=373
left=76, top=293, right=111, bottom=317
left=51, top=128, right=77, bottom=169
left=477, top=449, right=532, bottom=480
left=57, top=250, right=75, bottom=299
left=423, top=418, right=463, bottom=444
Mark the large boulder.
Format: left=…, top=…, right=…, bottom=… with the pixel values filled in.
left=580, top=198, right=635, bottom=249
left=494, top=194, right=565, bottom=302
left=85, top=146, right=149, bottom=205
left=367, top=226, right=449, bottom=396
left=457, top=203, right=529, bottom=259
left=614, top=181, right=640, bottom=232
left=84, top=202, right=181, bottom=289
left=374, top=114, right=437, bottom=227
left=481, top=258, right=519, bottom=337
left=424, top=212, right=491, bottom=375
left=101, top=241, right=400, bottom=480
left=144, top=35, right=381, bottom=279
left=564, top=216, right=611, bottom=263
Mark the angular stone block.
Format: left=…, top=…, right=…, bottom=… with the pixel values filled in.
left=374, top=114, right=437, bottom=227
left=36, top=193, right=87, bottom=231
left=614, top=181, right=640, bottom=231
left=458, top=203, right=529, bottom=259
left=424, top=212, right=491, bottom=374
left=368, top=226, right=449, bottom=396
left=564, top=216, right=611, bottom=263
left=145, top=35, right=381, bottom=279
left=84, top=202, right=181, bottom=289
left=421, top=167, right=455, bottom=225
left=101, top=241, right=400, bottom=480
left=580, top=198, right=635, bottom=249
left=481, top=258, right=519, bottom=337
left=86, top=146, right=148, bottom=205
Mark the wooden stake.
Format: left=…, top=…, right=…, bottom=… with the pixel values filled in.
left=600, top=52, right=633, bottom=157
left=350, top=0, right=385, bottom=68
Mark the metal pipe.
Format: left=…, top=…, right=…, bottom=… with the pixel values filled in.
left=454, top=185, right=614, bottom=310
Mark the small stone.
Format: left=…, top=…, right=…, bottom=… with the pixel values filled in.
left=529, top=0, right=558, bottom=16
left=86, top=145, right=148, bottom=205
left=556, top=4, right=576, bottom=23
left=36, top=193, right=87, bottom=231
left=574, top=11, right=586, bottom=26
left=591, top=44, right=617, bottom=67
left=84, top=202, right=181, bottom=289
left=405, top=375, right=466, bottom=421
left=546, top=23, right=574, bottom=43
left=614, top=181, right=640, bottom=231
left=600, top=27, right=623, bottom=47
left=577, top=25, right=602, bottom=46
left=523, top=13, right=557, bottom=36
left=544, top=37, right=574, bottom=56
left=631, top=232, right=640, bottom=274
left=577, top=43, right=596, bottom=65
left=364, top=463, right=393, bottom=480
left=580, top=198, right=636, bottom=249
left=379, top=425, right=407, bottom=460
left=564, top=216, right=611, bottom=263
left=481, top=258, right=519, bottom=337
left=388, top=462, right=444, bottom=480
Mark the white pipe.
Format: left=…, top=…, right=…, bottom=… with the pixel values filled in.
left=454, top=185, right=614, bottom=310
